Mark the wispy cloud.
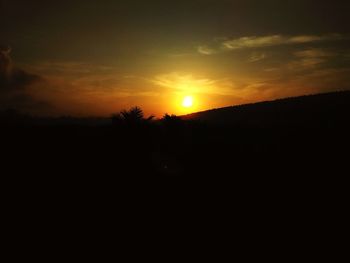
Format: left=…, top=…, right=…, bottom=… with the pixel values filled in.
left=223, top=35, right=285, bottom=50
left=294, top=49, right=334, bottom=59
left=152, top=72, right=235, bottom=96
left=197, top=46, right=217, bottom=55
left=153, top=73, right=215, bottom=92
left=249, top=52, right=267, bottom=62
left=198, top=34, right=344, bottom=55
left=288, top=48, right=335, bottom=70
left=223, top=34, right=342, bottom=50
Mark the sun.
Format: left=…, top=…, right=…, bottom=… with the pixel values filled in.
left=182, top=96, right=194, bottom=108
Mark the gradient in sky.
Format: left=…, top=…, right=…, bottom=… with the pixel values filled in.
left=1, top=0, right=350, bottom=117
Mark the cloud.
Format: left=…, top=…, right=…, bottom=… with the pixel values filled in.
left=197, top=46, right=217, bottom=55
left=152, top=72, right=235, bottom=96
left=153, top=73, right=215, bottom=92
left=223, top=34, right=341, bottom=50
left=294, top=49, right=334, bottom=58
left=249, top=52, right=266, bottom=62
left=198, top=34, right=344, bottom=55
left=223, top=35, right=285, bottom=50
left=0, top=45, right=50, bottom=114
left=0, top=45, right=40, bottom=92
left=288, top=35, right=324, bottom=44
left=288, top=48, right=335, bottom=70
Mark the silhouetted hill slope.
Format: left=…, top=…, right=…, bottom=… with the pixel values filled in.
left=182, top=91, right=350, bottom=127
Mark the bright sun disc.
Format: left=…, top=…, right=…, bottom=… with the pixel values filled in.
left=182, top=96, right=193, bottom=108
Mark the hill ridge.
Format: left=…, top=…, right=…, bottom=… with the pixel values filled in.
left=183, top=90, right=350, bottom=117
left=181, top=90, right=350, bottom=124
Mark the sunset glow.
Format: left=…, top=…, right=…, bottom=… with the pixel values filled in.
left=182, top=96, right=194, bottom=108
left=1, top=1, right=349, bottom=117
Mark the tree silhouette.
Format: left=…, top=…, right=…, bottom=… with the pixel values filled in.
left=121, top=106, right=143, bottom=123
left=111, top=107, right=154, bottom=126
left=161, top=114, right=182, bottom=125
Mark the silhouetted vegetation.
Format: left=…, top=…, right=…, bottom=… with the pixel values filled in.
left=111, top=106, right=155, bottom=127
left=161, top=114, right=182, bottom=125
left=1, top=91, right=350, bottom=187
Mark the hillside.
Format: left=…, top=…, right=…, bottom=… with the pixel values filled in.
left=182, top=91, right=350, bottom=127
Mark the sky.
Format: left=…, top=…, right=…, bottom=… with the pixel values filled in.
left=1, top=0, right=350, bottom=117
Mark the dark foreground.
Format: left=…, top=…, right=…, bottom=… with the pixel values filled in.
left=1, top=91, right=350, bottom=192
left=2, top=91, right=349, bottom=249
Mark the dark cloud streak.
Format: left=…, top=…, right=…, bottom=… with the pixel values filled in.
left=0, top=45, right=40, bottom=91
left=0, top=45, right=50, bottom=113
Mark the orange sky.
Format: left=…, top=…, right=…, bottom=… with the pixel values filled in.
left=1, top=1, right=350, bottom=117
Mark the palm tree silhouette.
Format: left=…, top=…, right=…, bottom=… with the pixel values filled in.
left=111, top=107, right=154, bottom=126
left=161, top=114, right=182, bottom=126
